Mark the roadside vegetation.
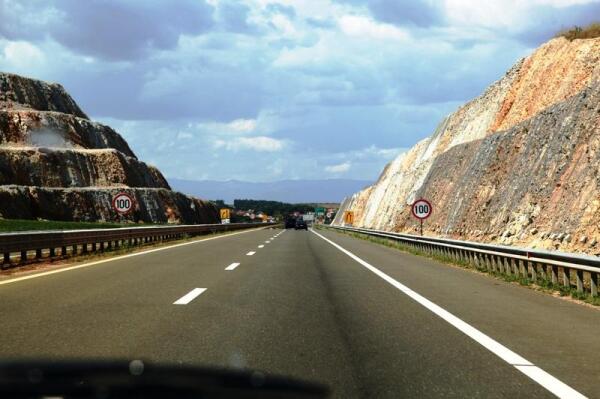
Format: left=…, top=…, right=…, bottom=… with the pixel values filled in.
left=0, top=218, right=131, bottom=232
left=556, top=22, right=600, bottom=40
left=318, top=225, right=600, bottom=307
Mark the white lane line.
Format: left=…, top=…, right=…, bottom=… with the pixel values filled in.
left=310, top=229, right=586, bottom=399
left=225, top=262, right=240, bottom=271
left=0, top=227, right=271, bottom=287
left=258, top=245, right=264, bottom=248
left=246, top=251, right=256, bottom=256
left=265, top=241, right=270, bottom=243
left=173, top=288, right=206, bottom=305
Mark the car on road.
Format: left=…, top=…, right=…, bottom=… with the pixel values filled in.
left=295, top=219, right=308, bottom=230
left=285, top=217, right=297, bottom=229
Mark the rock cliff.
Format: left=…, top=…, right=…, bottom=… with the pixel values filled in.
left=0, top=72, right=219, bottom=224
left=334, top=37, right=600, bottom=253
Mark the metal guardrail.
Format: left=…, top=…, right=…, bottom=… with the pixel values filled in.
left=1, top=222, right=276, bottom=267
left=329, top=225, right=600, bottom=297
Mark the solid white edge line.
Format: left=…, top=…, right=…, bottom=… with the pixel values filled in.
left=225, top=262, right=240, bottom=271
left=173, top=288, right=206, bottom=305
left=0, top=227, right=270, bottom=286
left=246, top=251, right=256, bottom=256
left=310, top=229, right=586, bottom=399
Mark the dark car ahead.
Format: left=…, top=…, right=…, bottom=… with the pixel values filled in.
left=285, top=217, right=297, bottom=229
left=295, top=219, right=308, bottom=230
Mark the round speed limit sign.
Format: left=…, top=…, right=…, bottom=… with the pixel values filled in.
left=411, top=198, right=432, bottom=220
left=112, top=192, right=134, bottom=215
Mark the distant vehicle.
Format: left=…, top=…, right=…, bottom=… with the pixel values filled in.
left=285, top=217, right=297, bottom=229
left=302, top=213, right=315, bottom=222
left=295, top=219, right=308, bottom=230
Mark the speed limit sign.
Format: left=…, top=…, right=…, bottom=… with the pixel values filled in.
left=411, top=198, right=432, bottom=236
left=112, top=192, right=134, bottom=215
left=411, top=199, right=432, bottom=220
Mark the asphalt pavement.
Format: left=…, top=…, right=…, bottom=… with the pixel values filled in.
left=1, top=226, right=599, bottom=398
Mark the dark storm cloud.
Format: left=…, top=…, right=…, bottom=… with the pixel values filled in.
left=0, top=0, right=215, bottom=61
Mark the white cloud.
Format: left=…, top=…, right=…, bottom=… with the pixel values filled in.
left=443, top=0, right=597, bottom=30
left=214, top=136, right=286, bottom=152
left=338, top=15, right=409, bottom=41
left=228, top=118, right=257, bottom=132
left=1, top=41, right=45, bottom=69
left=325, top=161, right=351, bottom=173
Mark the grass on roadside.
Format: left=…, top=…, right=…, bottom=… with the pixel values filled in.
left=0, top=218, right=160, bottom=232
left=318, top=225, right=600, bottom=307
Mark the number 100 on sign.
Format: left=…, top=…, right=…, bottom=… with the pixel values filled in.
left=411, top=199, right=432, bottom=220
left=112, top=192, right=134, bottom=215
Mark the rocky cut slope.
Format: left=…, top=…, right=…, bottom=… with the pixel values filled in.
left=333, top=37, right=600, bottom=253
left=0, top=72, right=219, bottom=224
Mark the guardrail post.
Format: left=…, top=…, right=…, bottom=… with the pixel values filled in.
left=61, top=246, right=67, bottom=256
left=72, top=244, right=78, bottom=256
left=576, top=269, right=584, bottom=293
left=591, top=273, right=598, bottom=297
left=20, top=250, right=27, bottom=263
left=530, top=262, right=537, bottom=283
left=484, top=254, right=490, bottom=271
left=3, top=252, right=9, bottom=265
left=91, top=243, right=97, bottom=252
left=35, top=249, right=42, bottom=259
left=511, top=258, right=518, bottom=276
left=562, top=268, right=570, bottom=289
left=549, top=265, right=558, bottom=285
left=49, top=248, right=55, bottom=258
left=518, top=259, right=523, bottom=277
left=504, top=258, right=512, bottom=276
left=519, top=259, right=526, bottom=279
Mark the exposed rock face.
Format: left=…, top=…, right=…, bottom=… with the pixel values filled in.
left=0, top=72, right=219, bottom=224
left=334, top=37, right=600, bottom=253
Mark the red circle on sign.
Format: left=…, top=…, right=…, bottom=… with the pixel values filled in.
left=112, top=192, right=135, bottom=215
left=411, top=198, right=432, bottom=220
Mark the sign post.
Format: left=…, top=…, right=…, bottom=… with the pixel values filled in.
left=411, top=199, right=432, bottom=236
left=220, top=208, right=231, bottom=224
left=112, top=192, right=134, bottom=216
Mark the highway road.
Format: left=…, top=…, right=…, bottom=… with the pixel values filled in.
left=1, top=226, right=599, bottom=398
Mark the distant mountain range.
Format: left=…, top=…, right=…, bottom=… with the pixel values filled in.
left=168, top=178, right=372, bottom=204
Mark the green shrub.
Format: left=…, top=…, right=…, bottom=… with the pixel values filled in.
left=556, top=23, right=600, bottom=41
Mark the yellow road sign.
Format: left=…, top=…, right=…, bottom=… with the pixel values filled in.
left=344, top=211, right=354, bottom=225
left=220, top=208, right=231, bottom=219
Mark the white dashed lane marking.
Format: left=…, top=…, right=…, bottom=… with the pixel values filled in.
left=225, top=262, right=240, bottom=271
left=246, top=251, right=256, bottom=256
left=173, top=288, right=206, bottom=305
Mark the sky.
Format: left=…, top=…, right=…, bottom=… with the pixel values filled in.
left=1, top=0, right=599, bottom=182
